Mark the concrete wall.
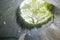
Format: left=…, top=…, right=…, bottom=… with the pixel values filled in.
left=0, top=0, right=23, bottom=40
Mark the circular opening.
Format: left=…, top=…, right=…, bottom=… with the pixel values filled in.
left=17, top=0, right=54, bottom=29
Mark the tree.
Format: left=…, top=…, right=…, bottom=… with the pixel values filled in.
left=19, top=0, right=53, bottom=28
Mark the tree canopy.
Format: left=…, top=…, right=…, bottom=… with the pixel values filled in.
left=19, top=0, right=53, bottom=28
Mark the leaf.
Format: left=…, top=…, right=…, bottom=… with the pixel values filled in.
left=32, top=0, right=37, bottom=4
left=21, top=4, right=31, bottom=9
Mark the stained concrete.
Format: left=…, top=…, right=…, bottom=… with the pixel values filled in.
left=0, top=0, right=23, bottom=40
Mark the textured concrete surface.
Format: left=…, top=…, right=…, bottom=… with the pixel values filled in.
left=0, top=0, right=23, bottom=40
left=0, top=0, right=60, bottom=40
left=19, top=20, right=53, bottom=40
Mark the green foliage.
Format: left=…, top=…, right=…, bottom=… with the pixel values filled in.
left=20, top=0, right=54, bottom=29
left=21, top=0, right=53, bottom=14
left=32, top=0, right=37, bottom=4
left=21, top=4, right=31, bottom=9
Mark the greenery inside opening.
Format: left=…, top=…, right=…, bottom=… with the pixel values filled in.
left=19, top=0, right=53, bottom=29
